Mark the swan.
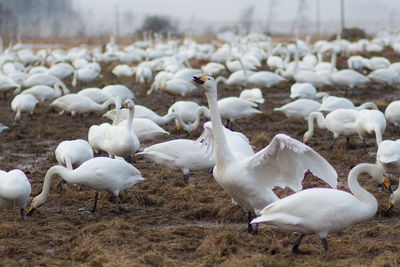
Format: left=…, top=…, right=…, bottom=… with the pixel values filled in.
left=319, top=96, right=377, bottom=113
left=71, top=67, right=99, bottom=87
left=161, top=78, right=197, bottom=97
left=112, top=64, right=135, bottom=77
left=217, top=97, right=262, bottom=128
left=303, top=109, right=359, bottom=149
left=55, top=139, right=94, bottom=170
left=147, top=71, right=173, bottom=95
left=0, top=75, right=21, bottom=98
left=385, top=100, right=400, bottom=129
left=20, top=82, right=70, bottom=101
left=248, top=71, right=285, bottom=88
left=27, top=157, right=145, bottom=215
left=366, top=56, right=391, bottom=71
left=216, top=69, right=255, bottom=89
left=239, top=88, right=264, bottom=104
left=368, top=68, right=400, bottom=86
left=118, top=118, right=169, bottom=143
left=377, top=140, right=400, bottom=212
left=201, top=62, right=226, bottom=76
left=137, top=138, right=215, bottom=184
left=329, top=51, right=370, bottom=95
left=50, top=94, right=115, bottom=117
left=47, top=62, right=74, bottom=79
left=251, top=163, right=391, bottom=254
left=0, top=169, right=31, bottom=220
left=23, top=73, right=62, bottom=88
left=355, top=109, right=386, bottom=153
left=77, top=87, right=110, bottom=104
left=102, top=84, right=134, bottom=103
left=274, top=99, right=321, bottom=120
left=11, top=93, right=38, bottom=122
left=290, top=82, right=329, bottom=100
left=193, top=75, right=337, bottom=233
left=103, top=99, right=140, bottom=159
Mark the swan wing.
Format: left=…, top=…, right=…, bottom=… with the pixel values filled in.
left=247, top=133, right=337, bottom=191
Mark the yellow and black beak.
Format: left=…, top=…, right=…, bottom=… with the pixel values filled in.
left=192, top=76, right=207, bottom=85
left=385, top=199, right=393, bottom=216
left=383, top=176, right=393, bottom=194
left=26, top=203, right=35, bottom=216
left=120, top=103, right=128, bottom=109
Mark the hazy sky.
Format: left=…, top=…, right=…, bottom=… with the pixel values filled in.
left=72, top=0, right=400, bottom=35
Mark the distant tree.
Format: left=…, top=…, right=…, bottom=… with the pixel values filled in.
left=138, top=15, right=179, bottom=37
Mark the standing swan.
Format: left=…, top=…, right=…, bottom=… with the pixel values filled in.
left=0, top=169, right=31, bottom=220
left=192, top=75, right=337, bottom=234
left=28, top=157, right=145, bottom=215
left=251, top=163, right=391, bottom=254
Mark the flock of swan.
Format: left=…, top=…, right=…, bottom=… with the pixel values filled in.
left=1, top=29, right=400, bottom=255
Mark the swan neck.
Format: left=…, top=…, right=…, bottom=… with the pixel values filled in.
left=304, top=112, right=325, bottom=141
left=373, top=125, right=383, bottom=146
left=126, top=105, right=135, bottom=131
left=36, top=166, right=72, bottom=205
left=347, top=163, right=379, bottom=208
left=112, top=97, right=122, bottom=125
left=330, top=51, right=337, bottom=73
left=216, top=76, right=227, bottom=85
left=205, top=84, right=234, bottom=163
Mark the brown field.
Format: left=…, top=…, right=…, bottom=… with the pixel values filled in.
left=1, top=40, right=400, bottom=266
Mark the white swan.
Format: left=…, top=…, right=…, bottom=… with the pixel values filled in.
left=0, top=169, right=31, bottom=219
left=319, top=96, right=377, bottom=113
left=23, top=73, right=61, bottom=88
left=368, top=68, right=400, bottom=86
left=385, top=100, right=400, bottom=129
left=103, top=99, right=140, bottom=159
left=11, top=93, right=38, bottom=122
left=55, top=139, right=94, bottom=170
left=102, top=84, right=134, bottom=103
left=77, top=87, right=110, bottom=104
left=217, top=96, right=262, bottom=128
left=274, top=99, right=321, bottom=120
left=118, top=118, right=169, bottom=143
left=377, top=140, right=400, bottom=212
left=0, top=75, right=21, bottom=98
left=161, top=78, right=197, bottom=97
left=248, top=71, right=285, bottom=88
left=251, top=163, right=390, bottom=254
left=21, top=82, right=70, bottom=101
left=112, top=64, right=135, bottom=77
left=193, top=75, right=337, bottom=233
left=290, top=82, right=329, bottom=100
left=239, top=88, right=264, bottom=104
left=137, top=138, right=215, bottom=184
left=50, top=94, right=115, bottom=116
left=303, top=109, right=358, bottom=148
left=355, top=109, right=386, bottom=153
left=28, top=157, right=145, bottom=215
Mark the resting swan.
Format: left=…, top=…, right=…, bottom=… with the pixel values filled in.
left=0, top=169, right=31, bottom=219
left=251, top=163, right=391, bottom=254
left=55, top=139, right=94, bottom=170
left=11, top=93, right=38, bottom=122
left=193, top=75, right=337, bottom=234
left=28, top=157, right=145, bottom=215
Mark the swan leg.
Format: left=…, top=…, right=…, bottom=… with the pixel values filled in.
left=329, top=138, right=338, bottom=149
left=362, top=139, right=369, bottom=154
left=321, top=238, right=329, bottom=251
left=78, top=191, right=98, bottom=214
left=115, top=195, right=121, bottom=215
left=247, top=212, right=254, bottom=233
left=20, top=208, right=25, bottom=220
left=291, top=234, right=309, bottom=255
left=251, top=223, right=259, bottom=235
left=183, top=174, right=190, bottom=184
left=346, top=137, right=351, bottom=149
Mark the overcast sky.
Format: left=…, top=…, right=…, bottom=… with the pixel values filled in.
left=72, top=0, right=400, bottom=36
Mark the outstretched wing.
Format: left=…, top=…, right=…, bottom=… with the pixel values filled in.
left=246, top=133, right=337, bottom=191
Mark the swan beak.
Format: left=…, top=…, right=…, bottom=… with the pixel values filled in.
left=386, top=199, right=393, bottom=215
left=302, top=138, right=306, bottom=144
left=161, top=85, right=166, bottom=91
left=383, top=176, right=393, bottom=193
left=26, top=204, right=35, bottom=216
left=192, top=76, right=206, bottom=85
left=76, top=184, right=81, bottom=191
left=176, top=123, right=182, bottom=131
left=120, top=104, right=128, bottom=109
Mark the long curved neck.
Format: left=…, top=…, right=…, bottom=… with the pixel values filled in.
left=160, top=112, right=182, bottom=124
left=216, top=76, right=228, bottom=85
left=347, top=163, right=379, bottom=208
left=72, top=70, right=77, bottom=87
left=185, top=106, right=210, bottom=132
left=15, top=105, right=21, bottom=122
left=356, top=102, right=378, bottom=110
left=36, top=166, right=74, bottom=205
left=294, top=43, right=299, bottom=74
left=126, top=105, right=135, bottom=132
left=99, top=98, right=115, bottom=112
left=112, top=97, right=122, bottom=125
left=54, top=81, right=70, bottom=95
left=205, top=85, right=235, bottom=164
left=373, top=125, right=383, bottom=146
left=304, top=112, right=325, bottom=141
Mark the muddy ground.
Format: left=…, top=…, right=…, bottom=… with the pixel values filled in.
left=1, top=43, right=400, bottom=266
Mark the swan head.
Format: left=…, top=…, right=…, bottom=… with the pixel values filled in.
left=26, top=194, right=46, bottom=216
left=120, top=99, right=134, bottom=110
left=387, top=187, right=399, bottom=214
left=192, top=75, right=215, bottom=93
